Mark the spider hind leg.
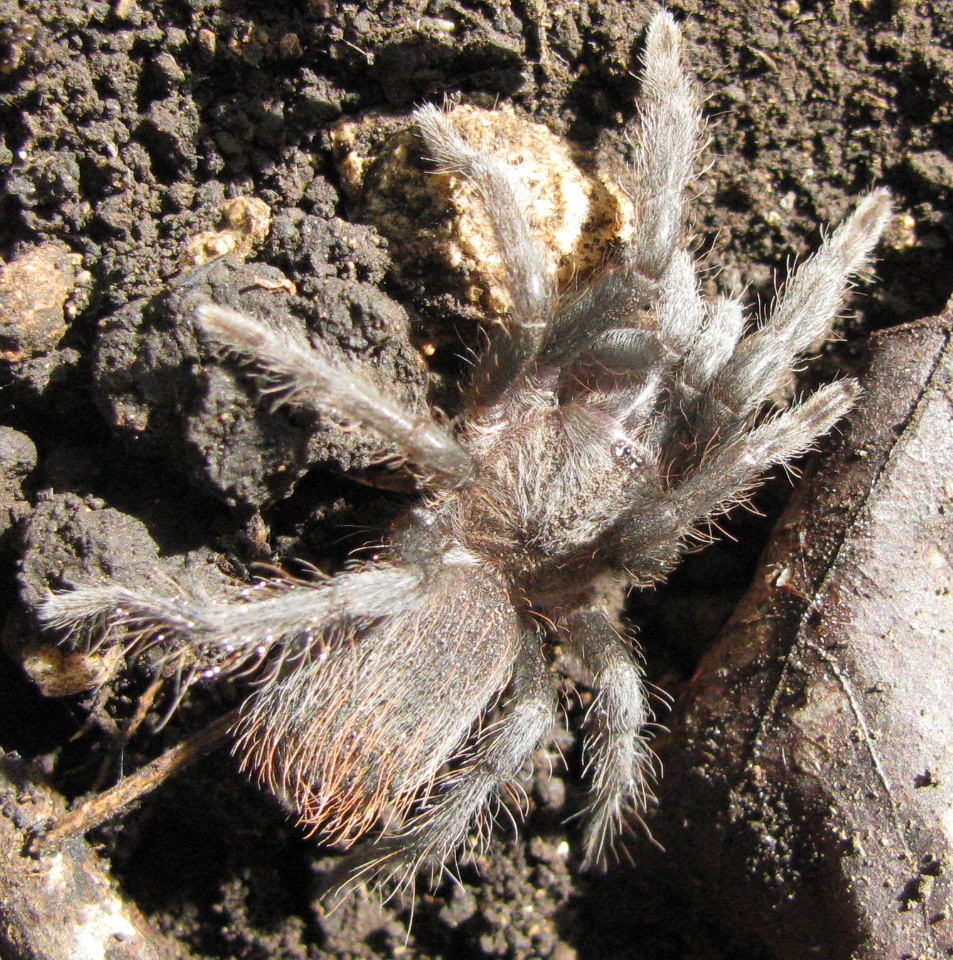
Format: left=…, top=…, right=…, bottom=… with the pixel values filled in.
left=563, top=608, right=654, bottom=866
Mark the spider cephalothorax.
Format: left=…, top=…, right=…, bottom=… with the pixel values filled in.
left=39, top=12, right=891, bottom=887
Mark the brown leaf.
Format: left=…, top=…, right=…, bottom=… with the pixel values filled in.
left=657, top=300, right=953, bottom=960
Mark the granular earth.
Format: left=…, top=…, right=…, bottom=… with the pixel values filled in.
left=0, top=1, right=951, bottom=959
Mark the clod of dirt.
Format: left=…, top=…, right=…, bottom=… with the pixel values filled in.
left=334, top=104, right=634, bottom=320
left=18, top=639, right=122, bottom=699
left=0, top=243, right=88, bottom=361
left=91, top=255, right=422, bottom=510
left=18, top=493, right=164, bottom=613
left=182, top=196, right=273, bottom=268
left=0, top=756, right=174, bottom=960
left=0, top=427, right=36, bottom=540
left=906, top=149, right=953, bottom=194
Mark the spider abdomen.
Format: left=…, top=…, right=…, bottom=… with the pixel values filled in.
left=237, top=555, right=519, bottom=843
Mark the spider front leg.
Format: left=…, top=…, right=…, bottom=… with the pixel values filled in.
left=563, top=608, right=653, bottom=866
left=689, top=189, right=893, bottom=449
left=539, top=10, right=702, bottom=368
left=626, top=189, right=891, bottom=483
left=414, top=104, right=555, bottom=326
left=344, top=629, right=558, bottom=889
left=622, top=11, right=703, bottom=283
left=195, top=304, right=474, bottom=489
left=615, top=379, right=859, bottom=582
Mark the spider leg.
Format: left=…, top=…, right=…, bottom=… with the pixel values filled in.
left=538, top=265, right=658, bottom=367
left=629, top=250, right=745, bottom=414
left=692, top=189, right=893, bottom=445
left=562, top=251, right=714, bottom=410
left=615, top=379, right=858, bottom=581
left=342, top=628, right=557, bottom=889
left=414, top=104, right=554, bottom=325
left=195, top=304, right=475, bottom=489
left=650, top=249, right=706, bottom=360
left=414, top=104, right=554, bottom=405
left=622, top=12, right=703, bottom=283
left=38, top=565, right=427, bottom=681
left=579, top=328, right=663, bottom=376
left=539, top=12, right=703, bottom=368
left=693, top=295, right=747, bottom=385
left=563, top=608, right=653, bottom=867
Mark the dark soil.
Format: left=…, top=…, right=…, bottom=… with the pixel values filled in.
left=0, top=1, right=951, bottom=959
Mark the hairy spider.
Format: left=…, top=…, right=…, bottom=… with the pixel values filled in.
left=39, top=12, right=891, bottom=888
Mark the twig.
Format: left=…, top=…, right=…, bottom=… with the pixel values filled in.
left=40, top=708, right=239, bottom=849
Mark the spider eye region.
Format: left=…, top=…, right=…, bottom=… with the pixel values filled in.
left=612, top=438, right=647, bottom=472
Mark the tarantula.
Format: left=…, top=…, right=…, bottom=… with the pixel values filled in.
left=39, top=12, right=891, bottom=886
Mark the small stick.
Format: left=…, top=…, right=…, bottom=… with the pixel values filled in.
left=90, top=676, right=165, bottom=795
left=40, top=708, right=239, bottom=850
